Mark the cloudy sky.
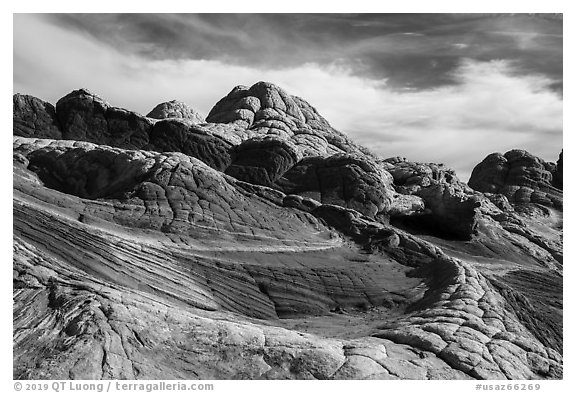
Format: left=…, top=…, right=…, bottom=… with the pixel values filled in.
left=13, top=13, right=562, bottom=180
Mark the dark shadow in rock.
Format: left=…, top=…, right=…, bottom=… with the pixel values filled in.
left=225, top=136, right=300, bottom=186
left=390, top=214, right=473, bottom=241
left=148, top=119, right=234, bottom=171
left=13, top=94, right=63, bottom=139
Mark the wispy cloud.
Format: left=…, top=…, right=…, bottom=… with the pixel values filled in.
left=13, top=14, right=563, bottom=181
left=280, top=59, right=562, bottom=180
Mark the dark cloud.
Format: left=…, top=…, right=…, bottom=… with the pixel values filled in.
left=45, top=13, right=562, bottom=92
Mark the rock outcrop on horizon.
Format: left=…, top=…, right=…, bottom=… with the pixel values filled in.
left=13, top=94, right=62, bottom=139
left=146, top=100, right=204, bottom=123
left=13, top=82, right=563, bottom=380
left=468, top=150, right=562, bottom=210
left=553, top=150, right=563, bottom=190
left=56, top=88, right=154, bottom=150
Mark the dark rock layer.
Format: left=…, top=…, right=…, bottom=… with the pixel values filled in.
left=13, top=94, right=62, bottom=139
left=147, top=119, right=234, bottom=171
left=56, top=88, right=153, bottom=150
left=226, top=136, right=301, bottom=187
left=552, top=150, right=563, bottom=189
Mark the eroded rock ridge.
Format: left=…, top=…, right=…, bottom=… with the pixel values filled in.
left=13, top=82, right=562, bottom=380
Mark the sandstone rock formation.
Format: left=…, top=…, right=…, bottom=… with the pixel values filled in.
left=226, top=136, right=301, bottom=187
left=206, top=81, right=371, bottom=158
left=147, top=119, right=235, bottom=171
left=13, top=94, right=62, bottom=139
left=276, top=154, right=395, bottom=218
left=146, top=100, right=204, bottom=123
left=468, top=150, right=562, bottom=209
left=553, top=150, right=563, bottom=189
left=13, top=82, right=563, bottom=380
left=382, top=157, right=481, bottom=239
left=56, top=88, right=154, bottom=150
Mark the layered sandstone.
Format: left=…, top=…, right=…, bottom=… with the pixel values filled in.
left=13, top=82, right=563, bottom=380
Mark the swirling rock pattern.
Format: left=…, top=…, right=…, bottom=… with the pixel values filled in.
left=374, top=258, right=561, bottom=379
left=13, top=82, right=562, bottom=380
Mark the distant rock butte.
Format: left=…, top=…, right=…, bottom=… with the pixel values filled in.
left=146, top=100, right=204, bottom=123
left=13, top=82, right=562, bottom=380
left=468, top=149, right=562, bottom=209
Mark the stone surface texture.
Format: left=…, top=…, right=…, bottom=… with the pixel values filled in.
left=13, top=94, right=62, bottom=139
left=146, top=100, right=204, bottom=123
left=13, top=82, right=562, bottom=380
left=468, top=150, right=562, bottom=209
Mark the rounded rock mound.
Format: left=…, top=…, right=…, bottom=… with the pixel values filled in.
left=147, top=100, right=204, bottom=123
left=13, top=94, right=62, bottom=139
left=55, top=88, right=153, bottom=149
left=206, top=81, right=373, bottom=157
left=225, top=136, right=301, bottom=187
left=468, top=149, right=562, bottom=209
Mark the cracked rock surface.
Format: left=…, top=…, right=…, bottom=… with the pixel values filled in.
left=468, top=150, right=562, bottom=209
left=13, top=82, right=562, bottom=380
left=146, top=100, right=204, bottom=123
